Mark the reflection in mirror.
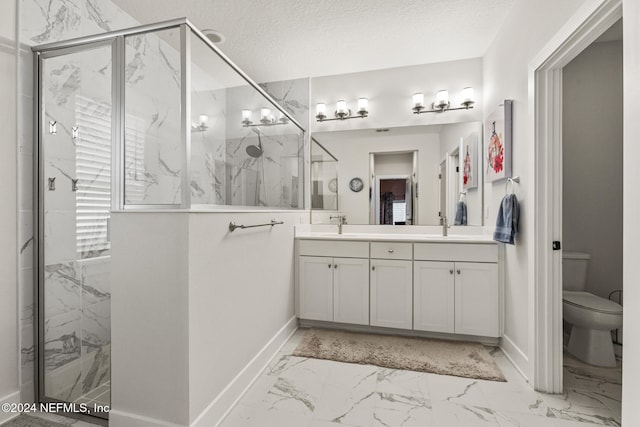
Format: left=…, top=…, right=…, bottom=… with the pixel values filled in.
left=370, top=152, right=418, bottom=225
left=311, top=122, right=484, bottom=226
left=310, top=138, right=338, bottom=212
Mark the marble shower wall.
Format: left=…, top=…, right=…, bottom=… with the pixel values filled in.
left=225, top=131, right=303, bottom=208
left=189, top=31, right=309, bottom=207
left=123, top=28, right=184, bottom=206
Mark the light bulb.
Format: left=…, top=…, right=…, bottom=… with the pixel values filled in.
left=357, top=98, right=368, bottom=113
left=436, top=90, right=449, bottom=106
left=336, top=100, right=348, bottom=115
left=260, top=108, right=271, bottom=121
left=198, top=114, right=209, bottom=125
left=413, top=93, right=424, bottom=108
left=316, top=103, right=326, bottom=116
left=462, top=87, right=474, bottom=103
left=242, top=109, right=252, bottom=122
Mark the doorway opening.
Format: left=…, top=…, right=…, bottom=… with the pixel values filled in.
left=558, top=18, right=623, bottom=415
left=370, top=151, right=417, bottom=225
left=532, top=0, right=622, bottom=393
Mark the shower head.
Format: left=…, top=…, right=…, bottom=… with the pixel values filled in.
left=246, top=128, right=264, bottom=158
left=246, top=144, right=263, bottom=158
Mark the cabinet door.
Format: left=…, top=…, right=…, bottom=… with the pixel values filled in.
left=333, top=258, right=370, bottom=325
left=370, top=259, right=413, bottom=329
left=299, top=256, right=334, bottom=321
left=414, top=261, right=455, bottom=333
left=455, top=262, right=499, bottom=337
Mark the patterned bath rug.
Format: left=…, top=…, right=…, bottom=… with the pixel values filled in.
left=293, top=328, right=506, bottom=382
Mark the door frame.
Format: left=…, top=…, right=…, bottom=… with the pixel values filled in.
left=373, top=174, right=411, bottom=225
left=531, top=0, right=621, bottom=392
left=34, top=39, right=116, bottom=424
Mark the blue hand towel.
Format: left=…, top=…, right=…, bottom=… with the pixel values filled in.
left=493, top=193, right=519, bottom=244
left=454, top=201, right=467, bottom=225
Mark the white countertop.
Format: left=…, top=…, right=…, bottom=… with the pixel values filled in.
left=295, top=232, right=496, bottom=244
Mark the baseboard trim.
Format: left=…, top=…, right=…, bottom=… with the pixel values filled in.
left=109, top=410, right=186, bottom=427
left=0, top=391, right=21, bottom=424
left=192, top=316, right=298, bottom=427
left=500, top=334, right=529, bottom=381
left=299, top=319, right=500, bottom=346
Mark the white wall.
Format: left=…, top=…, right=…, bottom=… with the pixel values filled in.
left=563, top=40, right=623, bottom=299
left=111, top=213, right=190, bottom=426
left=622, top=0, right=640, bottom=422
left=111, top=211, right=305, bottom=426
left=0, top=0, right=20, bottom=422
left=187, top=211, right=304, bottom=424
left=310, top=58, right=483, bottom=133
left=315, top=128, right=441, bottom=225
left=374, top=152, right=413, bottom=176
left=482, top=0, right=587, bottom=377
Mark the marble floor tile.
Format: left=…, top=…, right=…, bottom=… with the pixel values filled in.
left=215, top=330, right=622, bottom=427
left=431, top=400, right=501, bottom=426
left=375, top=368, right=430, bottom=400
left=373, top=393, right=436, bottom=427
left=313, top=383, right=378, bottom=426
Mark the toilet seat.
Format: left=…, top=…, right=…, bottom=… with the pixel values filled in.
left=563, top=291, right=622, bottom=314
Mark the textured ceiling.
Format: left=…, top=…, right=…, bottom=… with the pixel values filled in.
left=111, top=0, right=515, bottom=83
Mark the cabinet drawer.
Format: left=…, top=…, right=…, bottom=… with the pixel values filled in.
left=414, top=243, right=497, bottom=262
left=370, top=242, right=412, bottom=260
left=298, top=239, right=369, bottom=258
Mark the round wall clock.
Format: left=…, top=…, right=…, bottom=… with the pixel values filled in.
left=328, top=178, right=338, bottom=193
left=349, top=177, right=364, bottom=192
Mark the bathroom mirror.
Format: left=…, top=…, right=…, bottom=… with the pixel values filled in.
left=310, top=122, right=484, bottom=226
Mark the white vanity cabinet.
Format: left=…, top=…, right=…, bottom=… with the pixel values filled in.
left=413, top=261, right=456, bottom=333
left=370, top=242, right=413, bottom=329
left=414, top=243, right=499, bottom=337
left=298, top=240, right=369, bottom=325
left=297, top=236, right=501, bottom=339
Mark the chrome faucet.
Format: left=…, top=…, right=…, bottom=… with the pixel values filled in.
left=442, top=216, right=450, bottom=236
left=330, top=215, right=347, bottom=234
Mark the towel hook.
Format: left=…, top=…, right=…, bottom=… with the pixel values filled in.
left=505, top=176, right=520, bottom=195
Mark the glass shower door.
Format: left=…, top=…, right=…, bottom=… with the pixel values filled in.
left=39, top=41, right=113, bottom=418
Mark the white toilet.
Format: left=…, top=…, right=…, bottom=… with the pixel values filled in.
left=562, top=251, right=622, bottom=367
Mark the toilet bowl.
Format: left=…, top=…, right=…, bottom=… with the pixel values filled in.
left=562, top=251, right=622, bottom=367
left=563, top=291, right=622, bottom=367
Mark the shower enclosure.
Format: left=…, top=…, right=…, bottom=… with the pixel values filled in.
left=33, top=18, right=304, bottom=420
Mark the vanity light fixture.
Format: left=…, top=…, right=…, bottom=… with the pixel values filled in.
left=191, top=114, right=209, bottom=132
left=241, top=108, right=289, bottom=127
left=316, top=98, right=369, bottom=122
left=412, top=87, right=475, bottom=114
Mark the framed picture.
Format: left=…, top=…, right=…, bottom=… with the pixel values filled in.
left=461, top=132, right=479, bottom=190
left=485, top=99, right=513, bottom=183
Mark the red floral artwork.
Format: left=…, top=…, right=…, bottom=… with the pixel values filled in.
left=488, top=121, right=504, bottom=174
left=463, top=148, right=472, bottom=185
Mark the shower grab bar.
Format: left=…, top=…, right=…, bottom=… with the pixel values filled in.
left=229, top=219, right=284, bottom=232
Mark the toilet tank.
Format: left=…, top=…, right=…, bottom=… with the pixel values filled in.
left=562, top=251, right=590, bottom=291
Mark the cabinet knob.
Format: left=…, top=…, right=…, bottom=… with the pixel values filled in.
left=450, top=269, right=454, bottom=274
left=328, top=264, right=332, bottom=268
left=457, top=269, right=461, bottom=275
left=334, top=264, right=338, bottom=269
left=388, top=249, right=394, bottom=253
left=372, top=266, right=376, bottom=271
